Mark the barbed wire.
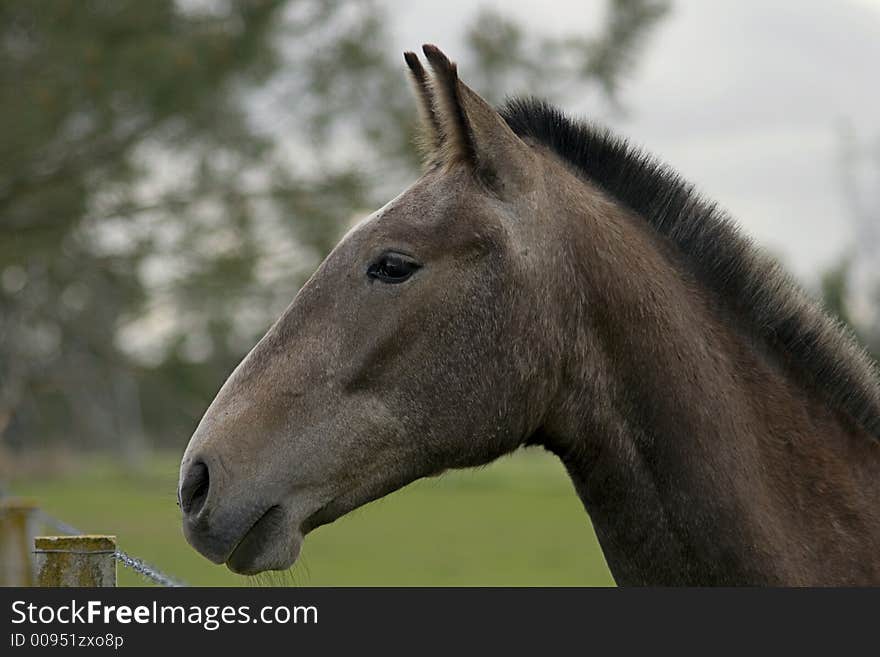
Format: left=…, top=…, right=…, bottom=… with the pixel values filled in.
left=113, top=551, right=184, bottom=588
left=35, top=509, right=186, bottom=587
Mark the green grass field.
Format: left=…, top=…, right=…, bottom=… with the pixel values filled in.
left=11, top=448, right=614, bottom=586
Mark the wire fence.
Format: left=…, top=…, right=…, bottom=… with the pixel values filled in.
left=34, top=508, right=186, bottom=587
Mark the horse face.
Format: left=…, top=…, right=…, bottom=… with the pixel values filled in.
left=181, top=174, right=543, bottom=573
left=178, top=46, right=553, bottom=575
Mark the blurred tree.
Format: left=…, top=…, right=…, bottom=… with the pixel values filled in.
left=465, top=0, right=670, bottom=108
left=819, top=126, right=880, bottom=363
left=0, top=0, right=289, bottom=456
left=820, top=258, right=855, bottom=328
left=0, top=0, right=670, bottom=455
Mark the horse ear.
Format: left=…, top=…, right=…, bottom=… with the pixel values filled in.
left=404, top=51, right=443, bottom=161
left=406, top=45, right=532, bottom=187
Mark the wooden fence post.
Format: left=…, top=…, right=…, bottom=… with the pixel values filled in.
left=0, top=498, right=38, bottom=586
left=34, top=535, right=117, bottom=587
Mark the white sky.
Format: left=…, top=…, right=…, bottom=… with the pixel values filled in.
left=390, top=0, right=880, bottom=282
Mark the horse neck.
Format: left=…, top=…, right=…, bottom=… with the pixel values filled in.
left=536, top=183, right=880, bottom=585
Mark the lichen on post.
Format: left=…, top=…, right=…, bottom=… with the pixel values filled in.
left=0, top=498, right=39, bottom=586
left=34, top=535, right=117, bottom=587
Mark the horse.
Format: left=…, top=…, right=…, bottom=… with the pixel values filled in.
left=178, top=45, right=880, bottom=585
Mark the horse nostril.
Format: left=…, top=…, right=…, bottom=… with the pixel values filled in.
left=180, top=460, right=210, bottom=516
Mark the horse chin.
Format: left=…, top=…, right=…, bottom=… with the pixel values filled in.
left=224, top=506, right=303, bottom=576
left=222, top=486, right=355, bottom=576
left=223, top=471, right=422, bottom=575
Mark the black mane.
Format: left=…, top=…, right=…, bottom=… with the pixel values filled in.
left=500, top=96, right=880, bottom=440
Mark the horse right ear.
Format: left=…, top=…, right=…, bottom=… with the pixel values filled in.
left=404, top=46, right=533, bottom=191
left=404, top=51, right=443, bottom=162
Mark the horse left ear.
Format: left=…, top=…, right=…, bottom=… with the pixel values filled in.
left=405, top=45, right=533, bottom=189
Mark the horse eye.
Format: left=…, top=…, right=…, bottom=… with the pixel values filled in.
left=367, top=252, right=421, bottom=284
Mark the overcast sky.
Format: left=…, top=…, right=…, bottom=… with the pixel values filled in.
left=390, top=0, right=880, bottom=282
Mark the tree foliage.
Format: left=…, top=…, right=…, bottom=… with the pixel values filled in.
left=819, top=126, right=880, bottom=364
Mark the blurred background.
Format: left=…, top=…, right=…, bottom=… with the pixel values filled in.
left=1, top=0, right=878, bottom=585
